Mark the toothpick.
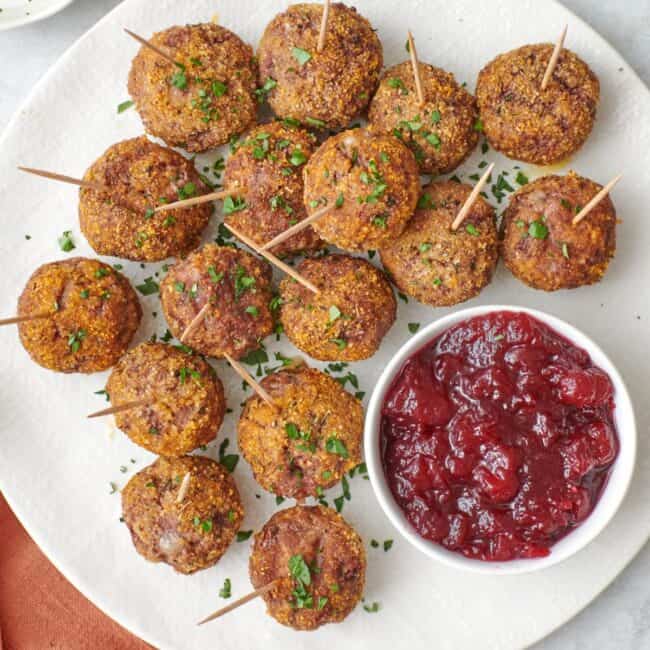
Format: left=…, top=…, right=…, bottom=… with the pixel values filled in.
left=0, top=313, right=51, bottom=327
left=18, top=166, right=106, bottom=192
left=224, top=353, right=276, bottom=409
left=124, top=28, right=179, bottom=66
left=154, top=188, right=246, bottom=213
left=572, top=174, right=622, bottom=225
left=225, top=223, right=319, bottom=294
left=176, top=472, right=191, bottom=503
left=197, top=580, right=279, bottom=625
left=450, top=162, right=495, bottom=231
left=87, top=399, right=151, bottom=419
left=541, top=25, right=568, bottom=90
left=259, top=203, right=330, bottom=252
left=180, top=302, right=211, bottom=343
left=407, top=31, right=425, bottom=106
left=317, top=0, right=331, bottom=52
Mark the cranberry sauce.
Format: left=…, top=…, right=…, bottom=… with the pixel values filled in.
left=380, top=311, right=618, bottom=561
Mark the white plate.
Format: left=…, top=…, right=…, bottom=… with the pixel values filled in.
left=0, top=1, right=649, bottom=649
left=0, top=0, right=76, bottom=31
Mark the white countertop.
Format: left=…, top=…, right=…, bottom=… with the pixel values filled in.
left=1, top=1, right=648, bottom=647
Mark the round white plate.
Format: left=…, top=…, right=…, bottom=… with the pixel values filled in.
left=0, top=1, right=649, bottom=649
left=0, top=0, right=76, bottom=31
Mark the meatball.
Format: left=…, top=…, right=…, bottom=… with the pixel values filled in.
left=121, top=455, right=243, bottom=574
left=380, top=181, right=498, bottom=307
left=249, top=505, right=365, bottom=630
left=106, top=342, right=226, bottom=456
left=501, top=172, right=616, bottom=291
left=17, top=258, right=141, bottom=373
left=224, top=122, right=324, bottom=257
left=239, top=365, right=363, bottom=499
left=303, top=128, right=420, bottom=251
left=369, top=61, right=479, bottom=175
left=476, top=44, right=599, bottom=165
left=160, top=244, right=275, bottom=359
left=257, top=3, right=382, bottom=129
left=79, top=136, right=213, bottom=262
left=128, top=24, right=258, bottom=152
left=279, top=254, right=396, bottom=361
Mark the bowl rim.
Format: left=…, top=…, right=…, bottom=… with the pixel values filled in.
left=364, top=304, right=637, bottom=575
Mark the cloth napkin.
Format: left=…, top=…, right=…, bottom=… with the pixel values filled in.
left=0, top=493, right=151, bottom=650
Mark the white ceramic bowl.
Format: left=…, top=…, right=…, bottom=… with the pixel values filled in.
left=365, top=305, right=637, bottom=575
left=0, top=0, right=77, bottom=31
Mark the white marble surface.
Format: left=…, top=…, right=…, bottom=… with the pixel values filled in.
left=0, top=1, right=648, bottom=648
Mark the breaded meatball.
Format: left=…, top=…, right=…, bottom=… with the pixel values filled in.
left=303, top=128, right=420, bottom=251
left=224, top=122, right=324, bottom=257
left=238, top=365, right=363, bottom=499
left=160, top=244, right=275, bottom=359
left=501, top=172, right=616, bottom=291
left=79, top=137, right=213, bottom=262
left=249, top=505, right=365, bottom=630
left=106, top=342, right=225, bottom=456
left=17, top=258, right=141, bottom=373
left=476, top=44, right=599, bottom=165
left=257, top=3, right=382, bottom=129
left=121, top=456, right=243, bottom=574
left=279, top=254, right=396, bottom=361
left=380, top=181, right=498, bottom=306
left=128, top=24, right=258, bottom=152
left=369, top=61, right=479, bottom=175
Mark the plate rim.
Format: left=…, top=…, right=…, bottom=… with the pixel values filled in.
left=0, top=0, right=78, bottom=32
left=1, top=0, right=649, bottom=648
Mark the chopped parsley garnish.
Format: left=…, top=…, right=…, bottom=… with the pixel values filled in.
left=383, top=539, right=393, bottom=551
left=219, top=578, right=232, bottom=599
left=218, top=438, right=239, bottom=473
left=465, top=224, right=479, bottom=237
left=193, top=517, right=213, bottom=533
left=117, top=99, right=134, bottom=114
left=328, top=305, right=342, bottom=323
left=170, top=68, right=188, bottom=90
left=289, top=149, right=307, bottom=166
left=177, top=182, right=196, bottom=200
left=135, top=277, right=159, bottom=296
left=58, top=230, right=75, bottom=252
left=255, top=77, right=277, bottom=103
left=364, top=601, right=380, bottom=613
left=417, top=193, right=436, bottom=210
left=245, top=305, right=259, bottom=317
left=306, top=117, right=326, bottom=128
left=408, top=322, right=420, bottom=334
left=515, top=171, right=529, bottom=185
left=329, top=338, right=347, bottom=350
left=179, top=366, right=201, bottom=385
left=212, top=80, right=227, bottom=97
left=528, top=220, right=549, bottom=239
left=236, top=530, right=253, bottom=542
left=473, top=118, right=484, bottom=132
left=562, top=242, right=570, bottom=258
left=67, top=329, right=86, bottom=353
left=208, top=266, right=224, bottom=284
left=335, top=193, right=344, bottom=208
left=223, top=195, right=247, bottom=214
left=387, top=77, right=407, bottom=94
left=80, top=290, right=89, bottom=299
left=326, top=437, right=349, bottom=458
left=372, top=215, right=388, bottom=228
left=431, top=109, right=441, bottom=123
left=291, top=47, right=312, bottom=66
left=233, top=266, right=255, bottom=300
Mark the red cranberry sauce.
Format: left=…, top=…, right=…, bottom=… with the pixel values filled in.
left=380, top=311, right=618, bottom=561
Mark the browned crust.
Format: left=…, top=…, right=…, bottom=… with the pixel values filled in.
left=249, top=505, right=366, bottom=630
left=106, top=342, right=226, bottom=456
left=369, top=61, right=479, bottom=175
left=303, top=128, right=420, bottom=251
left=121, top=456, right=243, bottom=574
left=238, top=366, right=363, bottom=498
left=128, top=24, right=258, bottom=152
left=79, top=136, right=213, bottom=262
left=501, top=172, right=616, bottom=291
left=380, top=181, right=498, bottom=306
left=160, top=244, right=275, bottom=359
left=17, top=257, right=141, bottom=373
left=279, top=254, right=396, bottom=361
left=476, top=44, right=599, bottom=164
left=258, top=3, right=382, bottom=129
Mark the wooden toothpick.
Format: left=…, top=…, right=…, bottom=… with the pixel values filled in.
left=259, top=204, right=330, bottom=252
left=0, top=313, right=51, bottom=327
left=87, top=399, right=151, bottom=419
left=407, top=31, right=425, bottom=107
left=541, top=25, right=568, bottom=90
left=124, top=28, right=178, bottom=66
left=572, top=174, right=622, bottom=225
left=317, top=0, right=331, bottom=52
left=224, top=353, right=276, bottom=409
left=180, top=302, right=212, bottom=343
left=18, top=166, right=106, bottom=192
left=225, top=223, right=319, bottom=294
left=176, top=472, right=191, bottom=503
left=197, top=580, right=279, bottom=625
left=450, top=162, right=495, bottom=231
left=154, top=188, right=247, bottom=213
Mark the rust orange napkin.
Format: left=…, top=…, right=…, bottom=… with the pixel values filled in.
left=0, top=493, right=151, bottom=650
